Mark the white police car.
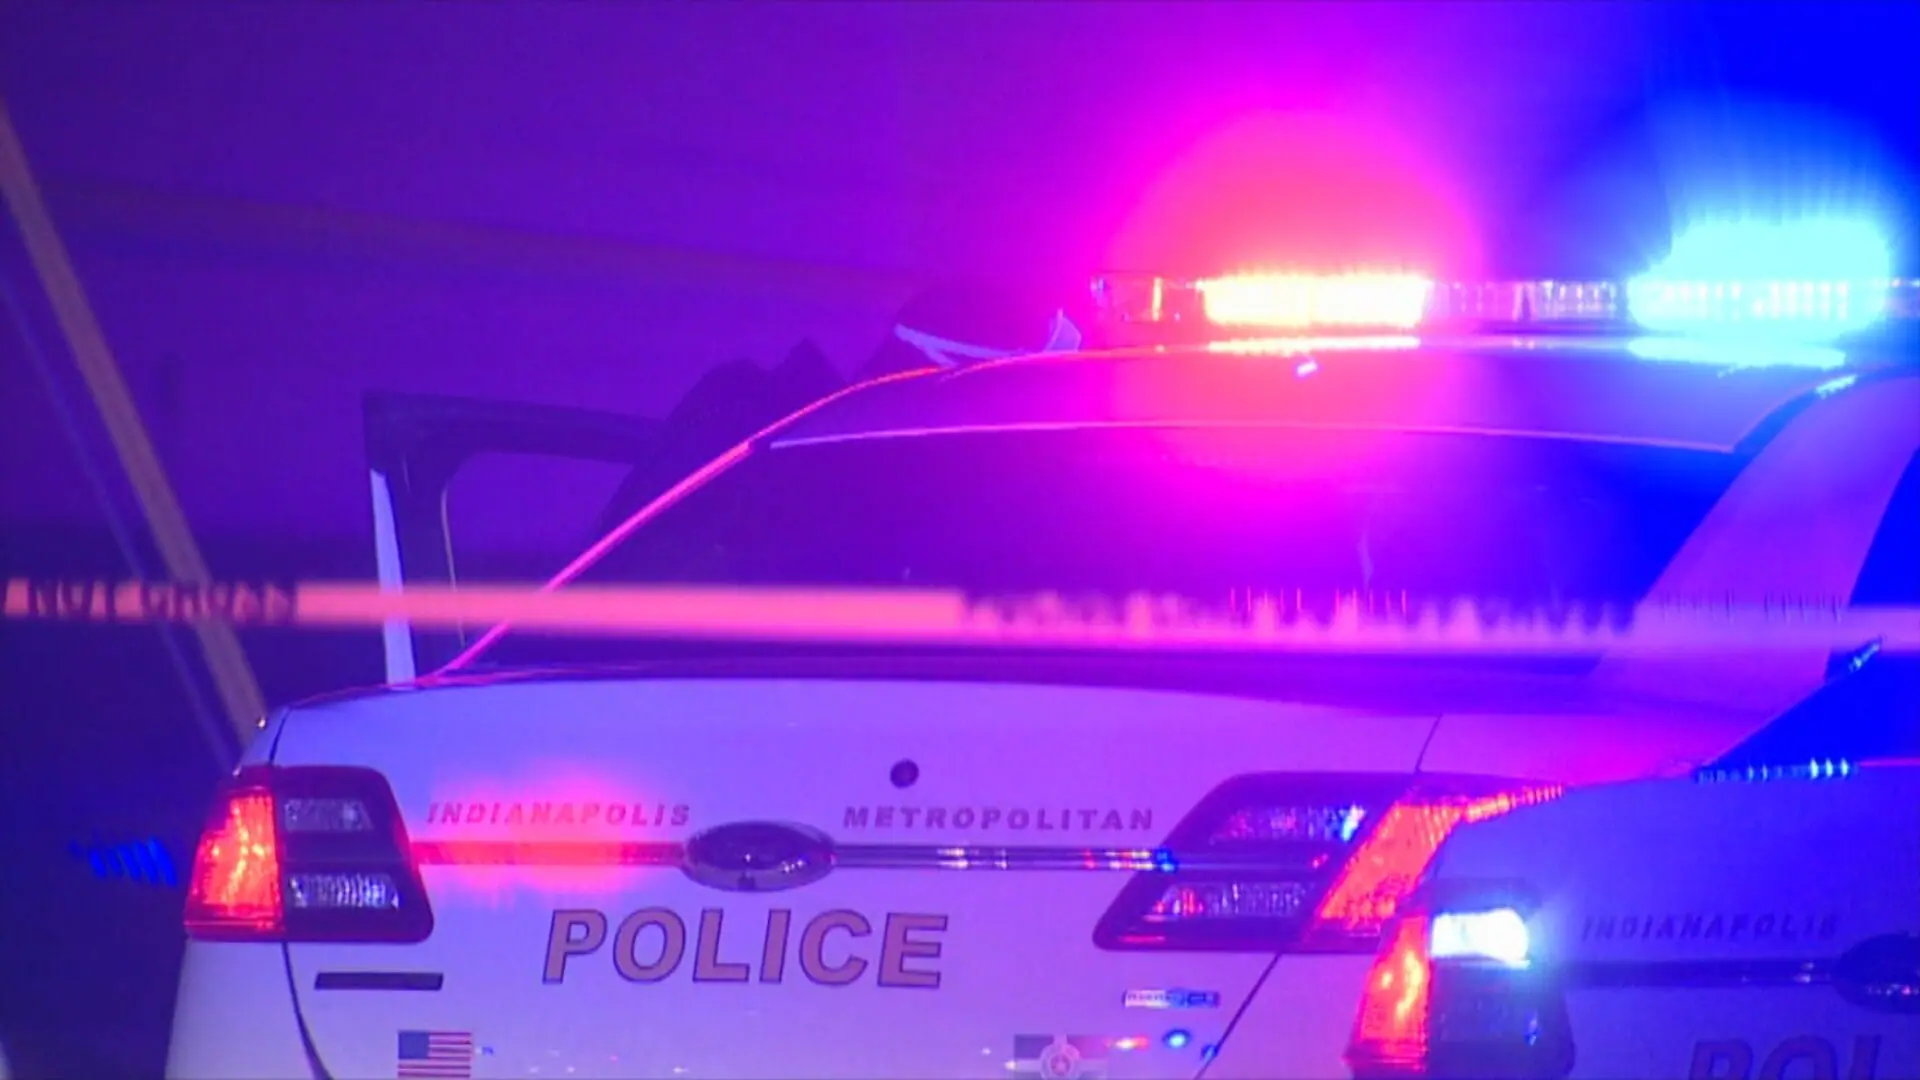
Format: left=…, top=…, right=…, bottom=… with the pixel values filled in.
left=168, top=223, right=1920, bottom=1079
left=1348, top=657, right=1920, bottom=1080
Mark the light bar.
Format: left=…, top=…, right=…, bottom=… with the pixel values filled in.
left=1092, top=272, right=1918, bottom=341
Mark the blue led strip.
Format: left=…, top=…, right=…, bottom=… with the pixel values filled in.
left=1693, top=759, right=1856, bottom=785
left=69, top=835, right=180, bottom=887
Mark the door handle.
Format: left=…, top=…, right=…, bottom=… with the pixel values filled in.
left=1833, top=933, right=1920, bottom=1014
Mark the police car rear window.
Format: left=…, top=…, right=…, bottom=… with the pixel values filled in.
left=481, top=426, right=1744, bottom=668
left=1717, top=449, right=1920, bottom=767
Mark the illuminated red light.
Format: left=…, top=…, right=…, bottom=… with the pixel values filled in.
left=183, top=766, right=437, bottom=942
left=1351, top=913, right=1433, bottom=1069
left=1313, top=802, right=1464, bottom=934
left=1196, top=273, right=1433, bottom=329
left=184, top=789, right=284, bottom=938
left=1095, top=777, right=1564, bottom=956
left=1313, top=787, right=1563, bottom=937
left=1463, top=784, right=1564, bottom=825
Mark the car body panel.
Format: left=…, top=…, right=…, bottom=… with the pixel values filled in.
left=1425, top=766, right=1920, bottom=1080
left=266, top=677, right=1435, bottom=1079
left=165, top=943, right=317, bottom=1080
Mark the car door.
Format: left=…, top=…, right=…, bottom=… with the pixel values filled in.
left=363, top=345, right=845, bottom=679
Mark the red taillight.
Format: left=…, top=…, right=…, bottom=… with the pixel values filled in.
left=1093, top=774, right=1562, bottom=954
left=1348, top=898, right=1576, bottom=1080
left=1310, top=787, right=1562, bottom=943
left=1351, top=914, right=1433, bottom=1071
left=184, top=787, right=284, bottom=938
left=184, top=766, right=434, bottom=943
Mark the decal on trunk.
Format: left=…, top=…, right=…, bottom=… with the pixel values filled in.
left=1689, top=1036, right=1883, bottom=1080
left=842, top=806, right=1154, bottom=832
left=396, top=1030, right=473, bottom=1079
left=1123, top=988, right=1221, bottom=1010
left=1579, top=911, right=1839, bottom=944
left=425, top=801, right=689, bottom=828
left=541, top=908, right=948, bottom=988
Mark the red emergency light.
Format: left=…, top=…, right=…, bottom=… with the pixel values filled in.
left=1091, top=271, right=1920, bottom=347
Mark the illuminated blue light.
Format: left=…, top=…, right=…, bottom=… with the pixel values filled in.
left=1628, top=220, right=1893, bottom=342
left=1846, top=640, right=1882, bottom=672
left=1624, top=336, right=1845, bottom=370
left=1695, top=759, right=1855, bottom=784
left=69, top=836, right=179, bottom=887
left=1201, top=1043, right=1220, bottom=1062
left=1164, top=1029, right=1192, bottom=1050
left=1815, top=374, right=1860, bottom=398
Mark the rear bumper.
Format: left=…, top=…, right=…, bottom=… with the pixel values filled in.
left=1202, top=953, right=1376, bottom=1080
left=166, top=942, right=321, bottom=1080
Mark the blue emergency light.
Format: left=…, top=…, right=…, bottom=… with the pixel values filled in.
left=1092, top=220, right=1916, bottom=359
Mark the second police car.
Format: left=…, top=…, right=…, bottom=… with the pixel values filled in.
left=168, top=219, right=1920, bottom=1078
left=1347, top=657, right=1920, bottom=1080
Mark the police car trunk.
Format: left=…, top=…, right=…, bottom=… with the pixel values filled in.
left=172, top=271, right=1920, bottom=1079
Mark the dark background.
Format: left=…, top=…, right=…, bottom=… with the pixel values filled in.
left=3, top=2, right=1918, bottom=1075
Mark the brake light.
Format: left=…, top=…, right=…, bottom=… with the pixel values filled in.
left=1352, top=913, right=1433, bottom=1070
left=184, top=766, right=433, bottom=943
left=1313, top=802, right=1461, bottom=938
left=1312, top=787, right=1562, bottom=943
left=185, top=787, right=282, bottom=937
left=1093, top=774, right=1562, bottom=954
left=1348, top=894, right=1574, bottom=1080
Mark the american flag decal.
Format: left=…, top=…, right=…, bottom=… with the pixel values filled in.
left=397, top=1030, right=473, bottom=1078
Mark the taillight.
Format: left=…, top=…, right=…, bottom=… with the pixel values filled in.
left=1352, top=914, right=1434, bottom=1070
left=1348, top=889, right=1574, bottom=1080
left=1309, top=786, right=1562, bottom=947
left=184, top=766, right=433, bottom=943
left=1093, top=774, right=1562, bottom=953
left=185, top=785, right=283, bottom=937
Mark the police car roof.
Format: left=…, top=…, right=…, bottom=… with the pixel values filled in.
left=770, top=336, right=1876, bottom=455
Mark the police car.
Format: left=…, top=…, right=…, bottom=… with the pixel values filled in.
left=167, top=223, right=1920, bottom=1079
left=1348, top=657, right=1920, bottom=1080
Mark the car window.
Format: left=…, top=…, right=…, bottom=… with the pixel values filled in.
left=1845, top=449, right=1920, bottom=607
left=479, top=425, right=1745, bottom=669
left=1710, top=654, right=1920, bottom=766
left=1728, top=449, right=1920, bottom=766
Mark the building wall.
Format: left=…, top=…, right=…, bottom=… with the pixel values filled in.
left=3, top=0, right=1914, bottom=547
